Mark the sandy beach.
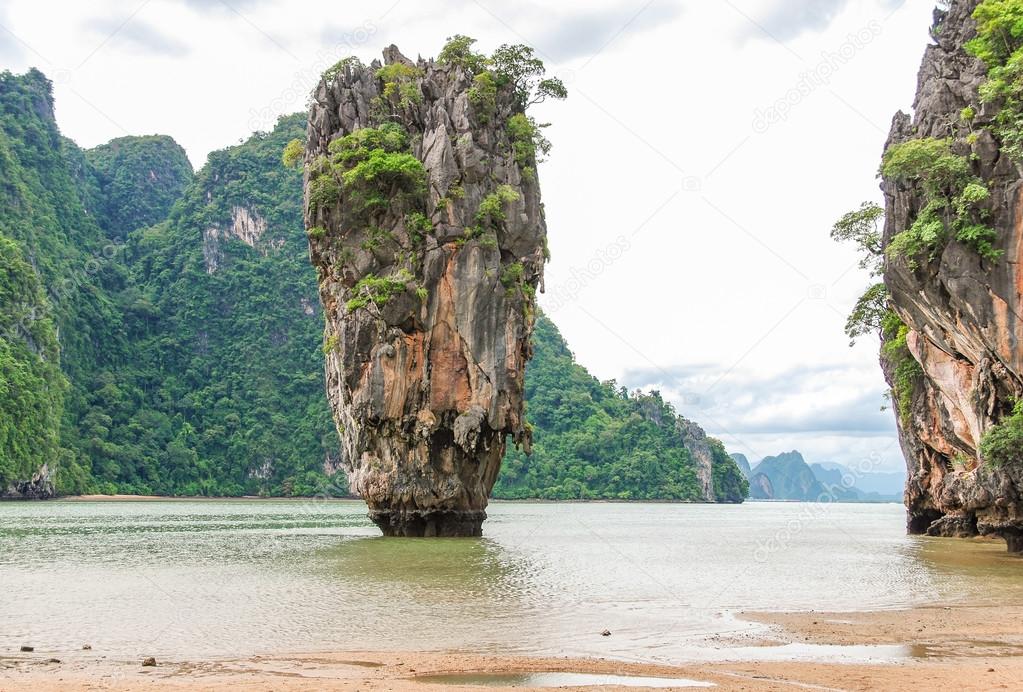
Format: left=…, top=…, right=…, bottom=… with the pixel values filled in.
left=3, top=603, right=1022, bottom=691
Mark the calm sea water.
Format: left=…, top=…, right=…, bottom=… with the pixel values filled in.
left=1, top=500, right=1020, bottom=663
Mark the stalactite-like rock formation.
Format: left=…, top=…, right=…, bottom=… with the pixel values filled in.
left=303, top=45, right=549, bottom=536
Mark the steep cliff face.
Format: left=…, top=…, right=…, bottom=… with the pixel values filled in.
left=0, top=235, right=64, bottom=498
left=304, top=46, right=548, bottom=536
left=882, top=0, right=1023, bottom=551
left=730, top=453, right=753, bottom=480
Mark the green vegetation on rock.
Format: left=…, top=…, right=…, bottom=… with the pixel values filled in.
left=881, top=311, right=923, bottom=428
left=314, top=122, right=426, bottom=218
left=494, top=314, right=748, bottom=502
left=375, top=63, right=423, bottom=109
left=476, top=184, right=519, bottom=226
left=967, top=0, right=1023, bottom=161
left=282, top=138, right=303, bottom=169
left=830, top=201, right=888, bottom=345
left=0, top=235, right=65, bottom=491
left=0, top=68, right=133, bottom=493
left=346, top=270, right=412, bottom=312
left=980, top=400, right=1023, bottom=468
left=436, top=35, right=564, bottom=174
left=882, top=137, right=999, bottom=266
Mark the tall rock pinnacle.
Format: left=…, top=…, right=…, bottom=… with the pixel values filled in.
left=879, top=0, right=1023, bottom=552
left=302, top=42, right=561, bottom=536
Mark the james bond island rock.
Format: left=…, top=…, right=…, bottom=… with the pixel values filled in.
left=301, top=40, right=566, bottom=536
left=873, top=0, right=1023, bottom=552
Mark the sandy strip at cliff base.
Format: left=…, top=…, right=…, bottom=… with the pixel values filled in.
left=3, top=605, right=1023, bottom=691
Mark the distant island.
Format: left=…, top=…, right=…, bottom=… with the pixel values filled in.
left=731, top=450, right=903, bottom=503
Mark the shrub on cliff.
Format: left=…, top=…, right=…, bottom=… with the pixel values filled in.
left=980, top=401, right=1023, bottom=468
left=375, top=63, right=423, bottom=110
left=282, top=139, right=303, bottom=168
left=967, top=0, right=1023, bottom=161
left=437, top=35, right=565, bottom=173
left=307, top=123, right=426, bottom=218
left=346, top=270, right=413, bottom=312
left=881, top=138, right=999, bottom=266
left=880, top=311, right=923, bottom=428
left=437, top=35, right=487, bottom=73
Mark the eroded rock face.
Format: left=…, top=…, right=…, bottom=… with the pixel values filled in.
left=676, top=418, right=716, bottom=500
left=203, top=206, right=273, bottom=273
left=304, top=46, right=546, bottom=536
left=882, top=0, right=1023, bottom=551
left=1, top=464, right=53, bottom=500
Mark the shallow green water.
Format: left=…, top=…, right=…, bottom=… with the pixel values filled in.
left=0, top=500, right=1019, bottom=662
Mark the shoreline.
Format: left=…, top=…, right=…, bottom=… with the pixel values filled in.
left=4, top=604, right=1023, bottom=690
left=59, top=494, right=358, bottom=502
left=32, top=494, right=905, bottom=506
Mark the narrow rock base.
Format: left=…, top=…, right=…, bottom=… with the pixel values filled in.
left=368, top=509, right=486, bottom=537
left=1004, top=532, right=1023, bottom=554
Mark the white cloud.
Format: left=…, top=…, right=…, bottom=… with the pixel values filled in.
left=82, top=16, right=190, bottom=57
left=735, top=0, right=908, bottom=42
left=510, top=1, right=685, bottom=62
left=0, top=6, right=26, bottom=64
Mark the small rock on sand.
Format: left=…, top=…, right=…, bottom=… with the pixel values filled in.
left=142, top=657, right=157, bottom=667
left=20, top=646, right=33, bottom=652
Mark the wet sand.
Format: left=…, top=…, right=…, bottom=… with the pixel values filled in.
left=4, top=604, right=1023, bottom=690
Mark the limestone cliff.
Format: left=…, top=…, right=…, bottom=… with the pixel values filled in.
left=303, top=45, right=549, bottom=536
left=676, top=418, right=718, bottom=500
left=881, top=0, right=1023, bottom=552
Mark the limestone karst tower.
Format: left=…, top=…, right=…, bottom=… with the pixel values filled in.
left=301, top=42, right=562, bottom=536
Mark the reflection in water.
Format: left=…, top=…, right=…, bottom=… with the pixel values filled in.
left=302, top=536, right=546, bottom=654
left=910, top=535, right=1023, bottom=605
left=1, top=500, right=1022, bottom=663
left=320, top=536, right=524, bottom=594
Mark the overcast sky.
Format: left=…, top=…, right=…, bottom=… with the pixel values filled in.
left=0, top=0, right=937, bottom=472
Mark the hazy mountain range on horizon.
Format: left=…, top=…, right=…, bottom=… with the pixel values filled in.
left=730, top=450, right=904, bottom=503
